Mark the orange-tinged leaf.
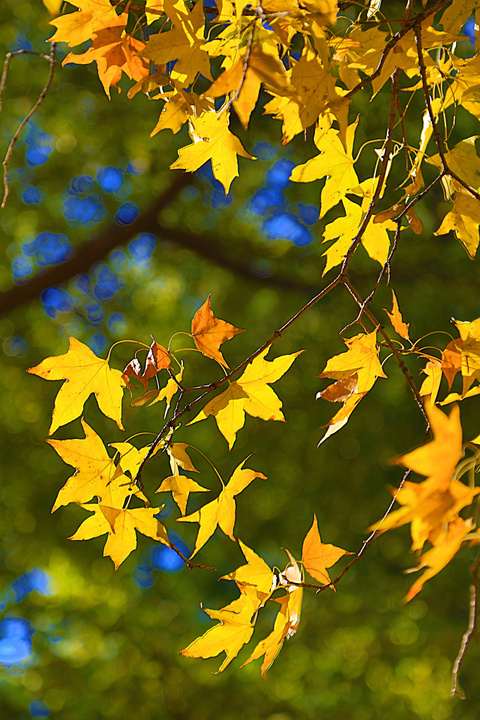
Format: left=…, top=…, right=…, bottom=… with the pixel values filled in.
left=188, top=348, right=303, bottom=449
left=143, top=339, right=173, bottom=384
left=405, top=517, right=473, bottom=601
left=191, top=296, right=244, bottom=367
left=302, top=514, right=351, bottom=586
left=441, top=339, right=462, bottom=389
left=370, top=474, right=480, bottom=553
left=317, top=330, right=386, bottom=444
left=70, top=504, right=169, bottom=569
left=155, top=474, right=209, bottom=515
left=28, top=337, right=125, bottom=435
left=240, top=588, right=303, bottom=678
left=60, top=11, right=150, bottom=98
left=419, top=360, right=442, bottom=404
left=170, top=109, right=254, bottom=193
left=178, top=459, right=266, bottom=556
left=180, top=593, right=256, bottom=672
left=384, top=290, right=410, bottom=340
left=132, top=364, right=184, bottom=415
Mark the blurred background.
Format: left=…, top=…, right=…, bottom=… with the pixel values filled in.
left=1, top=1, right=480, bottom=718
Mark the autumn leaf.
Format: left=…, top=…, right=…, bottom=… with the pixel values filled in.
left=191, top=296, right=244, bottom=368
left=48, top=0, right=119, bottom=48
left=180, top=593, right=256, bottom=673
left=319, top=197, right=393, bottom=275
left=188, top=348, right=303, bottom=449
left=139, top=0, right=212, bottom=85
left=369, top=404, right=479, bottom=552
left=290, top=120, right=359, bottom=217
left=419, top=360, right=442, bottom=404
left=178, top=458, right=266, bottom=556
left=170, top=109, right=254, bottom=193
left=28, top=337, right=125, bottom=435
left=240, top=588, right=303, bottom=678
left=156, top=445, right=208, bottom=517
left=435, top=179, right=480, bottom=258
left=317, top=330, right=386, bottom=445
left=54, top=6, right=150, bottom=98
left=131, top=364, right=184, bottom=416
left=384, top=291, right=410, bottom=341
left=70, top=504, right=170, bottom=569
left=301, top=514, right=351, bottom=586
left=207, top=44, right=293, bottom=129
left=155, top=474, right=209, bottom=516
left=404, top=517, right=473, bottom=601
left=122, top=339, right=172, bottom=391
left=391, top=403, right=462, bottom=486
left=441, top=340, right=462, bottom=389
left=48, top=419, right=119, bottom=511
left=222, top=540, right=275, bottom=608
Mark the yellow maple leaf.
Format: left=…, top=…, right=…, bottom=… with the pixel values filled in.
left=317, top=330, right=386, bottom=444
left=28, top=337, right=125, bottom=435
left=48, top=0, right=119, bottom=47
left=191, top=295, right=245, bottom=368
left=139, top=0, right=212, bottom=85
left=435, top=180, right=480, bottom=258
left=180, top=592, right=256, bottom=673
left=170, top=109, right=254, bottom=193
left=369, top=404, right=478, bottom=552
left=70, top=504, right=169, bottom=570
left=301, top=514, right=351, bottom=586
left=188, top=347, right=303, bottom=449
left=155, top=473, right=209, bottom=516
left=221, top=540, right=275, bottom=608
left=240, top=588, right=303, bottom=678
left=290, top=120, right=359, bottom=217
left=48, top=419, right=120, bottom=511
left=404, top=517, right=473, bottom=601
left=178, top=459, right=266, bottom=556
left=419, top=360, right=442, bottom=404
left=429, top=137, right=480, bottom=198
left=391, top=403, right=463, bottom=485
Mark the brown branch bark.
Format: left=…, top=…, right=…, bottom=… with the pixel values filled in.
left=0, top=174, right=314, bottom=318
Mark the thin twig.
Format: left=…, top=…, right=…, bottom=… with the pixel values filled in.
left=346, top=0, right=450, bottom=99
left=414, top=22, right=480, bottom=202
left=1, top=42, right=57, bottom=209
left=451, top=552, right=480, bottom=698
left=323, top=468, right=414, bottom=590
left=339, top=69, right=401, bottom=279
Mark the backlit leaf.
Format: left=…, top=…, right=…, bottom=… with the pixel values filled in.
left=28, top=337, right=125, bottom=435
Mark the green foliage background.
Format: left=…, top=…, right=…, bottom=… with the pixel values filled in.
left=1, top=1, right=480, bottom=717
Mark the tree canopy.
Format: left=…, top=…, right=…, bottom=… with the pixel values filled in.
left=2, top=0, right=480, bottom=717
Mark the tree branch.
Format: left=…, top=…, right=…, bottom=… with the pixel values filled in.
left=1, top=43, right=57, bottom=209
left=0, top=173, right=315, bottom=317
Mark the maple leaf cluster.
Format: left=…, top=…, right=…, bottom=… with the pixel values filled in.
left=26, top=0, right=480, bottom=684
left=182, top=516, right=350, bottom=676
left=47, top=0, right=480, bottom=271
